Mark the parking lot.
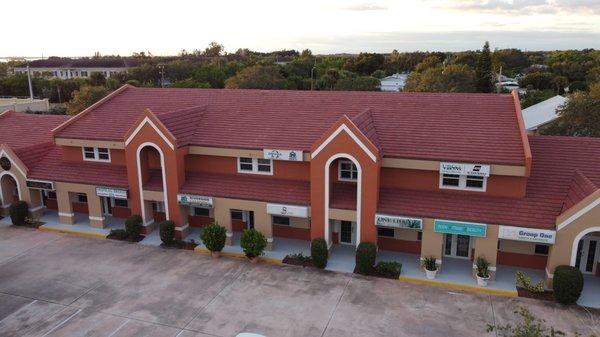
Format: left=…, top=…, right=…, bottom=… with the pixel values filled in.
left=1, top=225, right=599, bottom=337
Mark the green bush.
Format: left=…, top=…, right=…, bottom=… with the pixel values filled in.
left=125, top=214, right=143, bottom=239
left=553, top=265, right=583, bottom=305
left=200, top=222, right=227, bottom=252
left=9, top=200, right=28, bottom=226
left=240, top=228, right=267, bottom=258
left=516, top=271, right=544, bottom=293
left=108, top=229, right=127, bottom=240
left=422, top=256, right=437, bottom=272
left=375, top=261, right=402, bottom=279
left=311, top=238, right=328, bottom=269
left=355, top=242, right=377, bottom=275
left=159, top=220, right=175, bottom=245
left=475, top=256, right=490, bottom=278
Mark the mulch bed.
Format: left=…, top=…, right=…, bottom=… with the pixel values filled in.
left=160, top=240, right=198, bottom=250
left=282, top=256, right=315, bottom=268
left=106, top=233, right=145, bottom=243
left=517, top=287, right=554, bottom=301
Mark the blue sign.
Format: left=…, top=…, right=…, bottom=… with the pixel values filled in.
left=434, top=219, right=487, bottom=237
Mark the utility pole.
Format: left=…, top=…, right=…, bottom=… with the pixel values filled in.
left=26, top=62, right=34, bottom=100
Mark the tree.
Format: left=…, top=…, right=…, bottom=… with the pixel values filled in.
left=551, top=75, right=568, bottom=95
left=414, top=55, right=441, bottom=72
left=475, top=41, right=494, bottom=93
left=344, top=53, right=385, bottom=75
left=89, top=71, right=106, bottom=86
left=224, top=65, right=285, bottom=89
left=203, top=42, right=224, bottom=57
left=519, top=72, right=554, bottom=90
left=540, top=86, right=600, bottom=137
left=404, top=64, right=476, bottom=93
left=165, top=60, right=195, bottom=82
left=334, top=76, right=380, bottom=91
left=493, top=48, right=530, bottom=73
left=66, top=86, right=110, bottom=115
left=519, top=90, right=555, bottom=109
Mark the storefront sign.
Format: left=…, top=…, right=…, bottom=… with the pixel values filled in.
left=440, top=162, right=490, bottom=177
left=0, top=157, right=11, bottom=170
left=498, top=225, right=556, bottom=244
left=96, top=187, right=128, bottom=200
left=177, top=194, right=213, bottom=208
left=26, top=179, right=54, bottom=190
left=375, top=214, right=423, bottom=230
left=263, top=149, right=303, bottom=161
left=434, top=219, right=487, bottom=237
left=266, top=203, right=308, bottom=218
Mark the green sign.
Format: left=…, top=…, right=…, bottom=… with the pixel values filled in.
left=375, top=214, right=423, bottom=230
left=434, top=219, right=487, bottom=237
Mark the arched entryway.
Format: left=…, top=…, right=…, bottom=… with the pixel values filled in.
left=569, top=227, right=600, bottom=307
left=0, top=172, right=20, bottom=207
left=136, top=142, right=169, bottom=227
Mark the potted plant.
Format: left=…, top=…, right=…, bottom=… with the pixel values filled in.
left=475, top=256, right=491, bottom=287
left=200, top=222, right=227, bottom=258
left=422, top=256, right=438, bottom=279
left=240, top=228, right=267, bottom=263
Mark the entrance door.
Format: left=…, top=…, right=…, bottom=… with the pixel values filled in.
left=444, top=234, right=471, bottom=258
left=576, top=237, right=600, bottom=274
left=340, top=221, right=354, bottom=245
left=243, top=210, right=255, bottom=229
left=101, top=197, right=113, bottom=216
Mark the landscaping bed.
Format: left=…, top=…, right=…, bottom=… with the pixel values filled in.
left=107, top=229, right=144, bottom=243
left=283, top=253, right=315, bottom=268
left=160, top=240, right=198, bottom=250
left=517, top=287, right=554, bottom=301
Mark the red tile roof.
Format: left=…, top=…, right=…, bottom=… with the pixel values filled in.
left=378, top=135, right=600, bottom=229
left=0, top=111, right=69, bottom=151
left=181, top=172, right=310, bottom=205
left=54, top=86, right=527, bottom=165
left=561, top=170, right=597, bottom=213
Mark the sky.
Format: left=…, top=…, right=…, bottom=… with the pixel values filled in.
left=3, top=0, right=600, bottom=57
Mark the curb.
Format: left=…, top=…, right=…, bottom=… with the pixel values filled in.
left=39, top=225, right=108, bottom=240
left=194, top=246, right=283, bottom=265
left=398, top=275, right=518, bottom=297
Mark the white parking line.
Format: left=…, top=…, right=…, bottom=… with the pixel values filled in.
left=0, top=300, right=37, bottom=324
left=107, top=318, right=130, bottom=337
left=40, top=308, right=82, bottom=337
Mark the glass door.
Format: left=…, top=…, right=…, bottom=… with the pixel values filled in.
left=576, top=237, right=599, bottom=274
left=340, top=221, right=353, bottom=245
left=444, top=234, right=472, bottom=259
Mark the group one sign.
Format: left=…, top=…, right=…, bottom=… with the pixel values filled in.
left=263, top=149, right=303, bottom=161
left=266, top=203, right=308, bottom=218
left=434, top=219, right=487, bottom=237
left=177, top=194, right=214, bottom=208
left=375, top=214, right=423, bottom=230
left=96, top=187, right=128, bottom=200
left=440, top=162, right=490, bottom=177
left=498, top=225, right=556, bottom=244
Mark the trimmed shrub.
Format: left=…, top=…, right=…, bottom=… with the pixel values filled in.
left=553, top=265, right=584, bottom=305
left=240, top=229, right=267, bottom=258
left=200, top=222, right=227, bottom=252
left=475, top=256, right=490, bottom=278
left=159, top=220, right=175, bottom=245
left=9, top=200, right=28, bottom=226
left=375, top=261, right=402, bottom=279
left=422, top=256, right=437, bottom=271
left=516, top=271, right=544, bottom=293
left=355, top=242, right=377, bottom=275
left=311, top=238, right=328, bottom=269
left=108, top=229, right=127, bottom=240
left=125, top=215, right=143, bottom=239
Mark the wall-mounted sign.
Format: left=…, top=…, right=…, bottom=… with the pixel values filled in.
left=434, top=219, right=487, bottom=237
left=96, top=187, right=128, bottom=200
left=0, top=157, right=11, bottom=171
left=375, top=214, right=423, bottom=230
left=26, top=179, right=54, bottom=190
left=263, top=149, right=303, bottom=161
left=266, top=203, right=308, bottom=218
left=498, top=225, right=556, bottom=244
left=440, top=162, right=490, bottom=177
left=177, top=194, right=213, bottom=208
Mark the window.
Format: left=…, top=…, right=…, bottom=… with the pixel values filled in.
left=273, top=216, right=290, bottom=226
left=194, top=207, right=210, bottom=217
left=377, top=227, right=395, bottom=237
left=45, top=191, right=57, bottom=199
left=114, top=199, right=128, bottom=208
left=338, top=160, right=358, bottom=181
left=417, top=231, right=422, bottom=241
left=81, top=71, right=88, bottom=77
left=440, top=173, right=487, bottom=191
left=82, top=147, right=110, bottom=162
left=237, top=157, right=272, bottom=175
left=535, top=244, right=549, bottom=255
left=231, top=210, right=244, bottom=220
left=152, top=201, right=165, bottom=212
left=77, top=193, right=88, bottom=203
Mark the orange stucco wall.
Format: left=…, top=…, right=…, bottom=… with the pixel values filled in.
left=61, top=146, right=127, bottom=166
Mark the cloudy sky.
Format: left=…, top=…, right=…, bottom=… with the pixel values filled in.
left=4, top=0, right=600, bottom=57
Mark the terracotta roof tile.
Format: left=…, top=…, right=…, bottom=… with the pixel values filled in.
left=0, top=111, right=70, bottom=151
left=561, top=171, right=598, bottom=213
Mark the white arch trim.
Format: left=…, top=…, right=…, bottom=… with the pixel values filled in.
left=557, top=196, right=600, bottom=231
left=312, top=124, right=377, bottom=162
left=569, top=226, right=600, bottom=266
left=324, top=153, right=362, bottom=247
left=126, top=117, right=174, bottom=150
left=136, top=142, right=169, bottom=224
left=0, top=171, right=21, bottom=206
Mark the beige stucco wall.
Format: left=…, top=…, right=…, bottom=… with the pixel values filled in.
left=0, top=152, right=44, bottom=217
left=212, top=197, right=273, bottom=249
left=329, top=208, right=356, bottom=222
left=55, top=182, right=105, bottom=227
left=284, top=216, right=310, bottom=229
left=420, top=218, right=443, bottom=269
left=472, top=224, right=499, bottom=279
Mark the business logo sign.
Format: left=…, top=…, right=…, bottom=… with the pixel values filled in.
left=263, top=149, right=303, bottom=161
left=498, top=225, right=556, bottom=244
left=177, top=194, right=213, bottom=208
left=96, top=187, right=128, bottom=200
left=0, top=157, right=11, bottom=171
left=434, top=219, right=487, bottom=237
left=375, top=214, right=423, bottom=230
left=26, top=179, right=54, bottom=190
left=440, top=162, right=490, bottom=177
left=266, top=203, right=308, bottom=218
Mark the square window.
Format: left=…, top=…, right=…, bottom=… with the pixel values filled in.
left=47, top=191, right=57, bottom=199
left=377, top=227, right=395, bottom=237
left=339, top=160, right=358, bottom=181
left=257, top=159, right=272, bottom=173
left=272, top=216, right=290, bottom=226
left=194, top=207, right=210, bottom=217
left=231, top=210, right=243, bottom=220
left=417, top=231, right=422, bottom=241
left=77, top=193, right=88, bottom=203
left=466, top=175, right=484, bottom=189
left=442, top=174, right=460, bottom=187
left=239, top=157, right=253, bottom=171
left=535, top=244, right=549, bottom=255
left=114, top=199, right=128, bottom=208
left=97, top=148, right=110, bottom=160
left=83, top=147, right=95, bottom=159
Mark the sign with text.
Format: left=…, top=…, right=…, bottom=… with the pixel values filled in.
left=263, top=149, right=303, bottom=161
left=375, top=214, right=423, bottom=230
left=434, top=219, right=487, bottom=237
left=266, top=203, right=308, bottom=218
left=440, top=162, right=490, bottom=177
left=498, top=225, right=556, bottom=244
left=96, top=187, right=128, bottom=200
left=26, top=179, right=54, bottom=190
left=177, top=194, right=213, bottom=208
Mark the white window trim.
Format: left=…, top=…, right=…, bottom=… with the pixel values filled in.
left=439, top=173, right=487, bottom=192
left=237, top=157, right=273, bottom=175
left=82, top=147, right=111, bottom=162
left=338, top=160, right=358, bottom=182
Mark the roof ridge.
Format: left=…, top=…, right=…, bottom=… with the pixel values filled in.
left=350, top=108, right=381, bottom=150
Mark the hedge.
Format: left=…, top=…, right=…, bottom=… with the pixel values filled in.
left=355, top=242, right=377, bottom=275
left=311, top=238, right=328, bottom=269
left=201, top=222, right=227, bottom=252
left=125, top=215, right=143, bottom=239
left=553, top=265, right=583, bottom=305
left=159, top=220, right=175, bottom=244
left=9, top=200, right=28, bottom=226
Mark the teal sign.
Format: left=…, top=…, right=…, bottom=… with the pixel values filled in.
left=434, top=219, right=487, bottom=237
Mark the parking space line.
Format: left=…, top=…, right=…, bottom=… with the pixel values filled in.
left=320, top=276, right=351, bottom=337
left=0, top=300, right=37, bottom=324
left=40, top=308, right=82, bottom=337
left=107, top=318, right=130, bottom=337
